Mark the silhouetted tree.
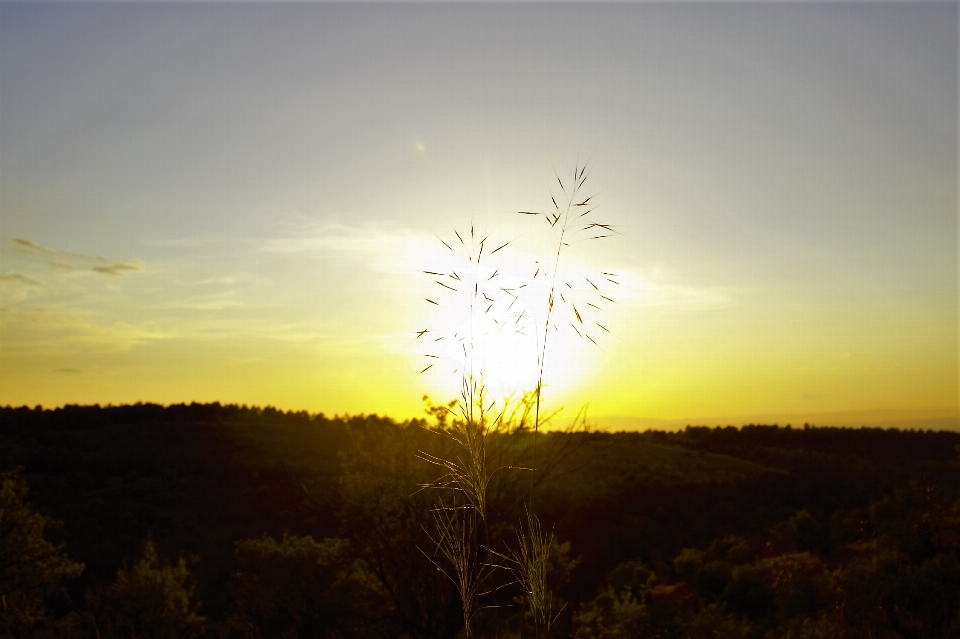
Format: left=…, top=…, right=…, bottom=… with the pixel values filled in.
left=230, top=533, right=381, bottom=638
left=0, top=469, right=84, bottom=638
left=92, top=539, right=203, bottom=639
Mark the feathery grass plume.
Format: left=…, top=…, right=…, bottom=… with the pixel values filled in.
left=413, top=220, right=530, bottom=635
left=517, top=161, right=619, bottom=505
left=490, top=508, right=564, bottom=639
left=505, top=163, right=618, bottom=637
left=415, top=219, right=526, bottom=404
left=419, top=382, right=543, bottom=517
left=419, top=499, right=509, bottom=639
left=415, top=385, right=531, bottom=637
left=416, top=380, right=497, bottom=520
left=414, top=163, right=619, bottom=637
left=420, top=503, right=479, bottom=637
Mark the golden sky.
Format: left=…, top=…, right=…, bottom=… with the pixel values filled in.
left=1, top=3, right=957, bottom=429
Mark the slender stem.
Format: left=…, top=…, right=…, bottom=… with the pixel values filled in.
left=529, top=180, right=578, bottom=510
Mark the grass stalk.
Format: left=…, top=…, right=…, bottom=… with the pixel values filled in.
left=524, top=162, right=615, bottom=510
left=416, top=163, right=618, bottom=637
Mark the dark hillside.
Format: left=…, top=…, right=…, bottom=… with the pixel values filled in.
left=531, top=426, right=960, bottom=603
left=2, top=404, right=958, bottom=638
left=0, top=404, right=377, bottom=617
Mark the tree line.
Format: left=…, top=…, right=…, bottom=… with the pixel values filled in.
left=2, top=402, right=959, bottom=637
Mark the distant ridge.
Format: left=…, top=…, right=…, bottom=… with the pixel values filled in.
left=595, top=408, right=960, bottom=432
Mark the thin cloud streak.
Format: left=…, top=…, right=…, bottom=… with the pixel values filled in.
left=260, top=223, right=733, bottom=313
left=0, top=306, right=171, bottom=354
left=0, top=273, right=43, bottom=287
left=12, top=238, right=143, bottom=277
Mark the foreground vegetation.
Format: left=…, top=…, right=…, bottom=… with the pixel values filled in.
left=2, top=402, right=959, bottom=638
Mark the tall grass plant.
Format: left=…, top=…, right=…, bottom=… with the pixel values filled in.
left=415, top=164, right=619, bottom=637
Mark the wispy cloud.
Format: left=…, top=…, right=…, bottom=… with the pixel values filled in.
left=11, top=238, right=143, bottom=277
left=0, top=273, right=43, bottom=287
left=0, top=306, right=171, bottom=354
left=158, top=291, right=246, bottom=311
left=258, top=223, right=436, bottom=274
left=92, top=262, right=141, bottom=276
left=628, top=276, right=735, bottom=311
left=138, top=235, right=243, bottom=250
left=260, top=223, right=737, bottom=314
left=261, top=320, right=400, bottom=352
left=594, top=262, right=742, bottom=312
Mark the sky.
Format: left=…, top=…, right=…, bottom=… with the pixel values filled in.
left=1, top=2, right=957, bottom=429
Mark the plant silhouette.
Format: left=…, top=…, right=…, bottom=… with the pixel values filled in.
left=414, top=163, right=620, bottom=638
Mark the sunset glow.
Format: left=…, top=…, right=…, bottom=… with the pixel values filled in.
left=0, top=3, right=956, bottom=430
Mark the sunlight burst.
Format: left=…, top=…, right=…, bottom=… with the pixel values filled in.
left=412, top=219, right=615, bottom=408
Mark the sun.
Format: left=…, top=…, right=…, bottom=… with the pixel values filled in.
left=412, top=223, right=611, bottom=409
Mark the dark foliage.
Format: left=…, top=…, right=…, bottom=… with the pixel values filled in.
left=1, top=403, right=958, bottom=637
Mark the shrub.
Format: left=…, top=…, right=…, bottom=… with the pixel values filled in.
left=0, top=469, right=84, bottom=638
left=230, top=533, right=379, bottom=638
left=93, top=539, right=203, bottom=639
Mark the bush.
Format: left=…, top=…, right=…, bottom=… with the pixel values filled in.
left=93, top=539, right=203, bottom=639
left=230, top=533, right=380, bottom=638
left=0, top=469, right=84, bottom=638
left=673, top=548, right=705, bottom=581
